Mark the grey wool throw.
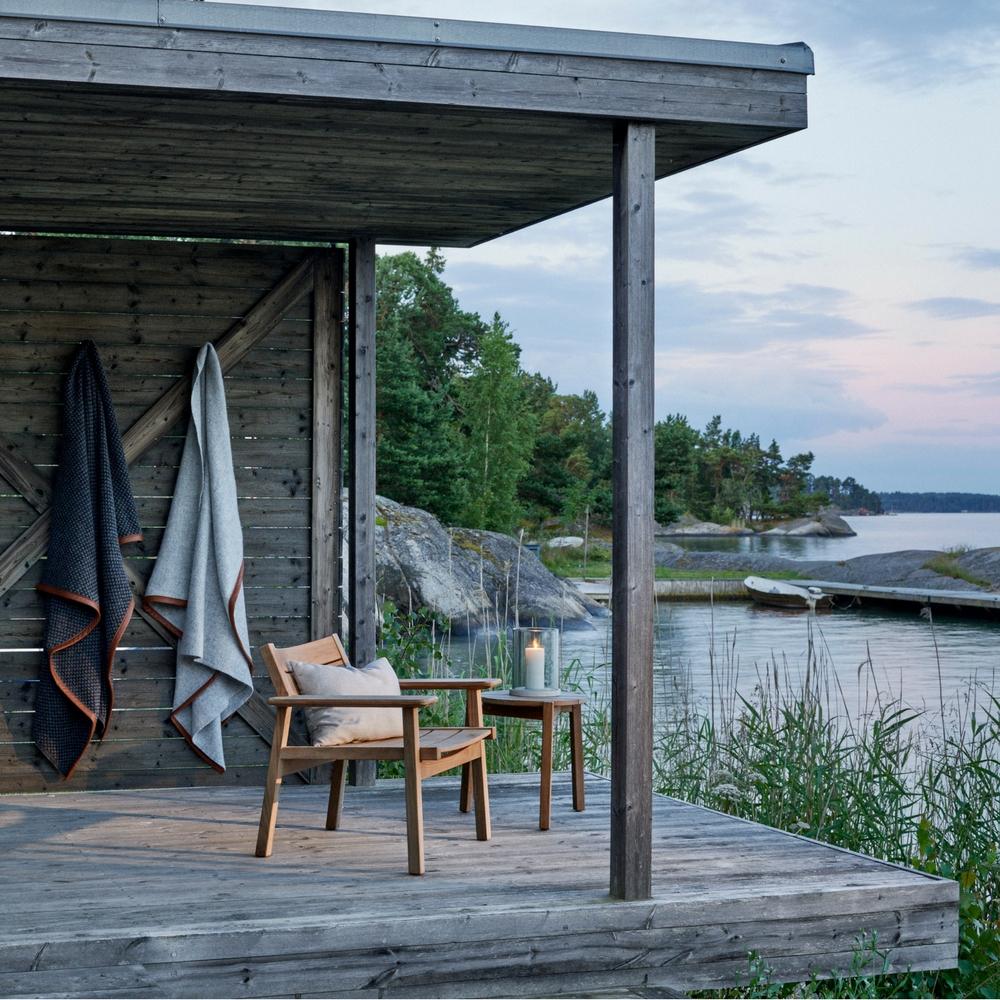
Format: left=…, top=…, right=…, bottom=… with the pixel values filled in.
left=34, top=340, right=142, bottom=779
left=144, top=344, right=254, bottom=772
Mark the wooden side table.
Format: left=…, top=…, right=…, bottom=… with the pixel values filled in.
left=462, top=691, right=586, bottom=830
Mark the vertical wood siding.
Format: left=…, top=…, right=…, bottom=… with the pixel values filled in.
left=0, top=236, right=320, bottom=792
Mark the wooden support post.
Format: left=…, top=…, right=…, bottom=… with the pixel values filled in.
left=610, top=121, right=655, bottom=902
left=348, top=237, right=378, bottom=787
left=311, top=248, right=345, bottom=641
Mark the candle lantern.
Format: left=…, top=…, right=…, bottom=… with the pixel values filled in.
left=510, top=626, right=561, bottom=697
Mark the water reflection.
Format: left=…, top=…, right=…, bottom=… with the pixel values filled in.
left=447, top=602, right=1000, bottom=727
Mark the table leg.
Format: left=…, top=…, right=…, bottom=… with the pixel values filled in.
left=539, top=700, right=555, bottom=830
left=569, top=702, right=585, bottom=812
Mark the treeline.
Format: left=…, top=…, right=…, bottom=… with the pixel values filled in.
left=813, top=476, right=883, bottom=514
left=879, top=492, right=1000, bottom=513
left=373, top=251, right=878, bottom=531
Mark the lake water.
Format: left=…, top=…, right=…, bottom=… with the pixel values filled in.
left=451, top=513, right=1000, bottom=726
left=670, top=512, right=1000, bottom=561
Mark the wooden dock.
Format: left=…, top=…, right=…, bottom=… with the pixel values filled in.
left=573, top=577, right=1000, bottom=618
left=572, top=578, right=748, bottom=604
left=797, top=580, right=1000, bottom=617
left=0, top=773, right=956, bottom=997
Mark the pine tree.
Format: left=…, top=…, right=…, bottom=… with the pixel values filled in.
left=457, top=317, right=536, bottom=532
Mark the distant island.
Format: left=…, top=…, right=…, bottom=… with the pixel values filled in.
left=879, top=492, right=1000, bottom=513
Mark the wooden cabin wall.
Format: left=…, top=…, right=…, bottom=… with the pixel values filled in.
left=0, top=236, right=319, bottom=792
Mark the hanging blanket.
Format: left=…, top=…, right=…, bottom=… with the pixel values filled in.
left=144, top=344, right=253, bottom=771
left=34, top=340, right=142, bottom=779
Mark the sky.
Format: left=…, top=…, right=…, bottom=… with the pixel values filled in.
left=217, top=0, right=1000, bottom=493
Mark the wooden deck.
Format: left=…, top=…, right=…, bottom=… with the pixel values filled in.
left=0, top=774, right=957, bottom=998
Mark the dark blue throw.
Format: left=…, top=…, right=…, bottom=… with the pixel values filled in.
left=33, top=340, right=142, bottom=778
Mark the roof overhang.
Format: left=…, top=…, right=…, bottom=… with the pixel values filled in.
left=0, top=1, right=813, bottom=246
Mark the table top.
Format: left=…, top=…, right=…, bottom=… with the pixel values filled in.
left=482, top=690, right=585, bottom=709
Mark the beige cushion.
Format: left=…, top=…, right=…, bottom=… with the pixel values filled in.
left=289, top=656, right=404, bottom=747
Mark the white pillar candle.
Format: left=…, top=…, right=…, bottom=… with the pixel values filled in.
left=525, top=643, right=546, bottom=690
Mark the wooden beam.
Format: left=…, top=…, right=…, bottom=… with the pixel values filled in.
left=0, top=22, right=808, bottom=128
left=0, top=252, right=316, bottom=599
left=347, top=236, right=378, bottom=788
left=610, top=121, right=656, bottom=902
left=311, top=249, right=345, bottom=642
left=0, top=433, right=50, bottom=510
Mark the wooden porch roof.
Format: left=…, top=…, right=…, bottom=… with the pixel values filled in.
left=0, top=0, right=812, bottom=246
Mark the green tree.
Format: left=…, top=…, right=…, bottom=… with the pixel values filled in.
left=457, top=317, right=536, bottom=532
left=376, top=249, right=486, bottom=390
left=520, top=387, right=611, bottom=524
left=375, top=321, right=467, bottom=521
left=653, top=415, right=699, bottom=525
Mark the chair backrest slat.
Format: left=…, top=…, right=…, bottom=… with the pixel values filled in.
left=261, top=634, right=351, bottom=697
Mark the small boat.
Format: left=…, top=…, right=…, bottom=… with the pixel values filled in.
left=744, top=576, right=833, bottom=610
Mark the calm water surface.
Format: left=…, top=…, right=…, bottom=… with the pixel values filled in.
left=671, top=512, right=1000, bottom=560
left=451, top=514, right=1000, bottom=724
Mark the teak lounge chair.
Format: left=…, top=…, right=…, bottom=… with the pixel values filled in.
left=255, top=635, right=500, bottom=875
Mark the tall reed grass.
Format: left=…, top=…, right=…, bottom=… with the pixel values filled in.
left=377, top=568, right=998, bottom=997
left=652, top=614, right=999, bottom=997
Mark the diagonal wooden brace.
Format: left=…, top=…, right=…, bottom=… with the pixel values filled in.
left=0, top=251, right=320, bottom=755
left=0, top=251, right=317, bottom=598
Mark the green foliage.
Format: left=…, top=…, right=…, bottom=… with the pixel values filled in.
left=457, top=316, right=536, bottom=532
left=376, top=595, right=999, bottom=997
left=654, top=414, right=699, bottom=524
left=651, top=416, right=864, bottom=526
left=922, top=553, right=991, bottom=588
left=375, top=317, right=469, bottom=521
left=372, top=251, right=878, bottom=535
left=374, top=251, right=485, bottom=522
left=658, top=626, right=1000, bottom=999
left=880, top=492, right=1000, bottom=514
left=814, top=474, right=884, bottom=514
left=519, top=381, right=612, bottom=524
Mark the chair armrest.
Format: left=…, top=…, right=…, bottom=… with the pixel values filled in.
left=268, top=694, right=438, bottom=708
left=398, top=678, right=501, bottom=691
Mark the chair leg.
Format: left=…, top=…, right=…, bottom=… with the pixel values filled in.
left=570, top=703, right=586, bottom=812
left=471, top=744, right=491, bottom=842
left=326, top=759, right=347, bottom=830
left=402, top=707, right=425, bottom=876
left=459, top=689, right=484, bottom=814
left=539, top=700, right=555, bottom=831
left=255, top=706, right=292, bottom=858
left=459, top=764, right=473, bottom=813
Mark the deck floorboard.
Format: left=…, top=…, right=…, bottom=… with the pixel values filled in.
left=0, top=773, right=957, bottom=997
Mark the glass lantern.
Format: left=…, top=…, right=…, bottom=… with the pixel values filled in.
left=510, top=626, right=561, bottom=698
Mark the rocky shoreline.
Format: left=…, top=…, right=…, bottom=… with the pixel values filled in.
left=654, top=544, right=1000, bottom=592
left=370, top=496, right=999, bottom=627
left=655, top=510, right=856, bottom=538
left=374, top=496, right=605, bottom=630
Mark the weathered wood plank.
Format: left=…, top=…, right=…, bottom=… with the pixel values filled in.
left=310, top=249, right=344, bottom=642
left=0, top=777, right=957, bottom=995
left=348, top=237, right=378, bottom=787
left=0, top=236, right=317, bottom=793
left=0, top=31, right=807, bottom=128
left=0, top=252, right=315, bottom=599
left=0, top=18, right=807, bottom=95
left=610, top=122, right=656, bottom=901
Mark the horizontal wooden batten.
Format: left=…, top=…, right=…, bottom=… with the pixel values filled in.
left=0, top=235, right=315, bottom=793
